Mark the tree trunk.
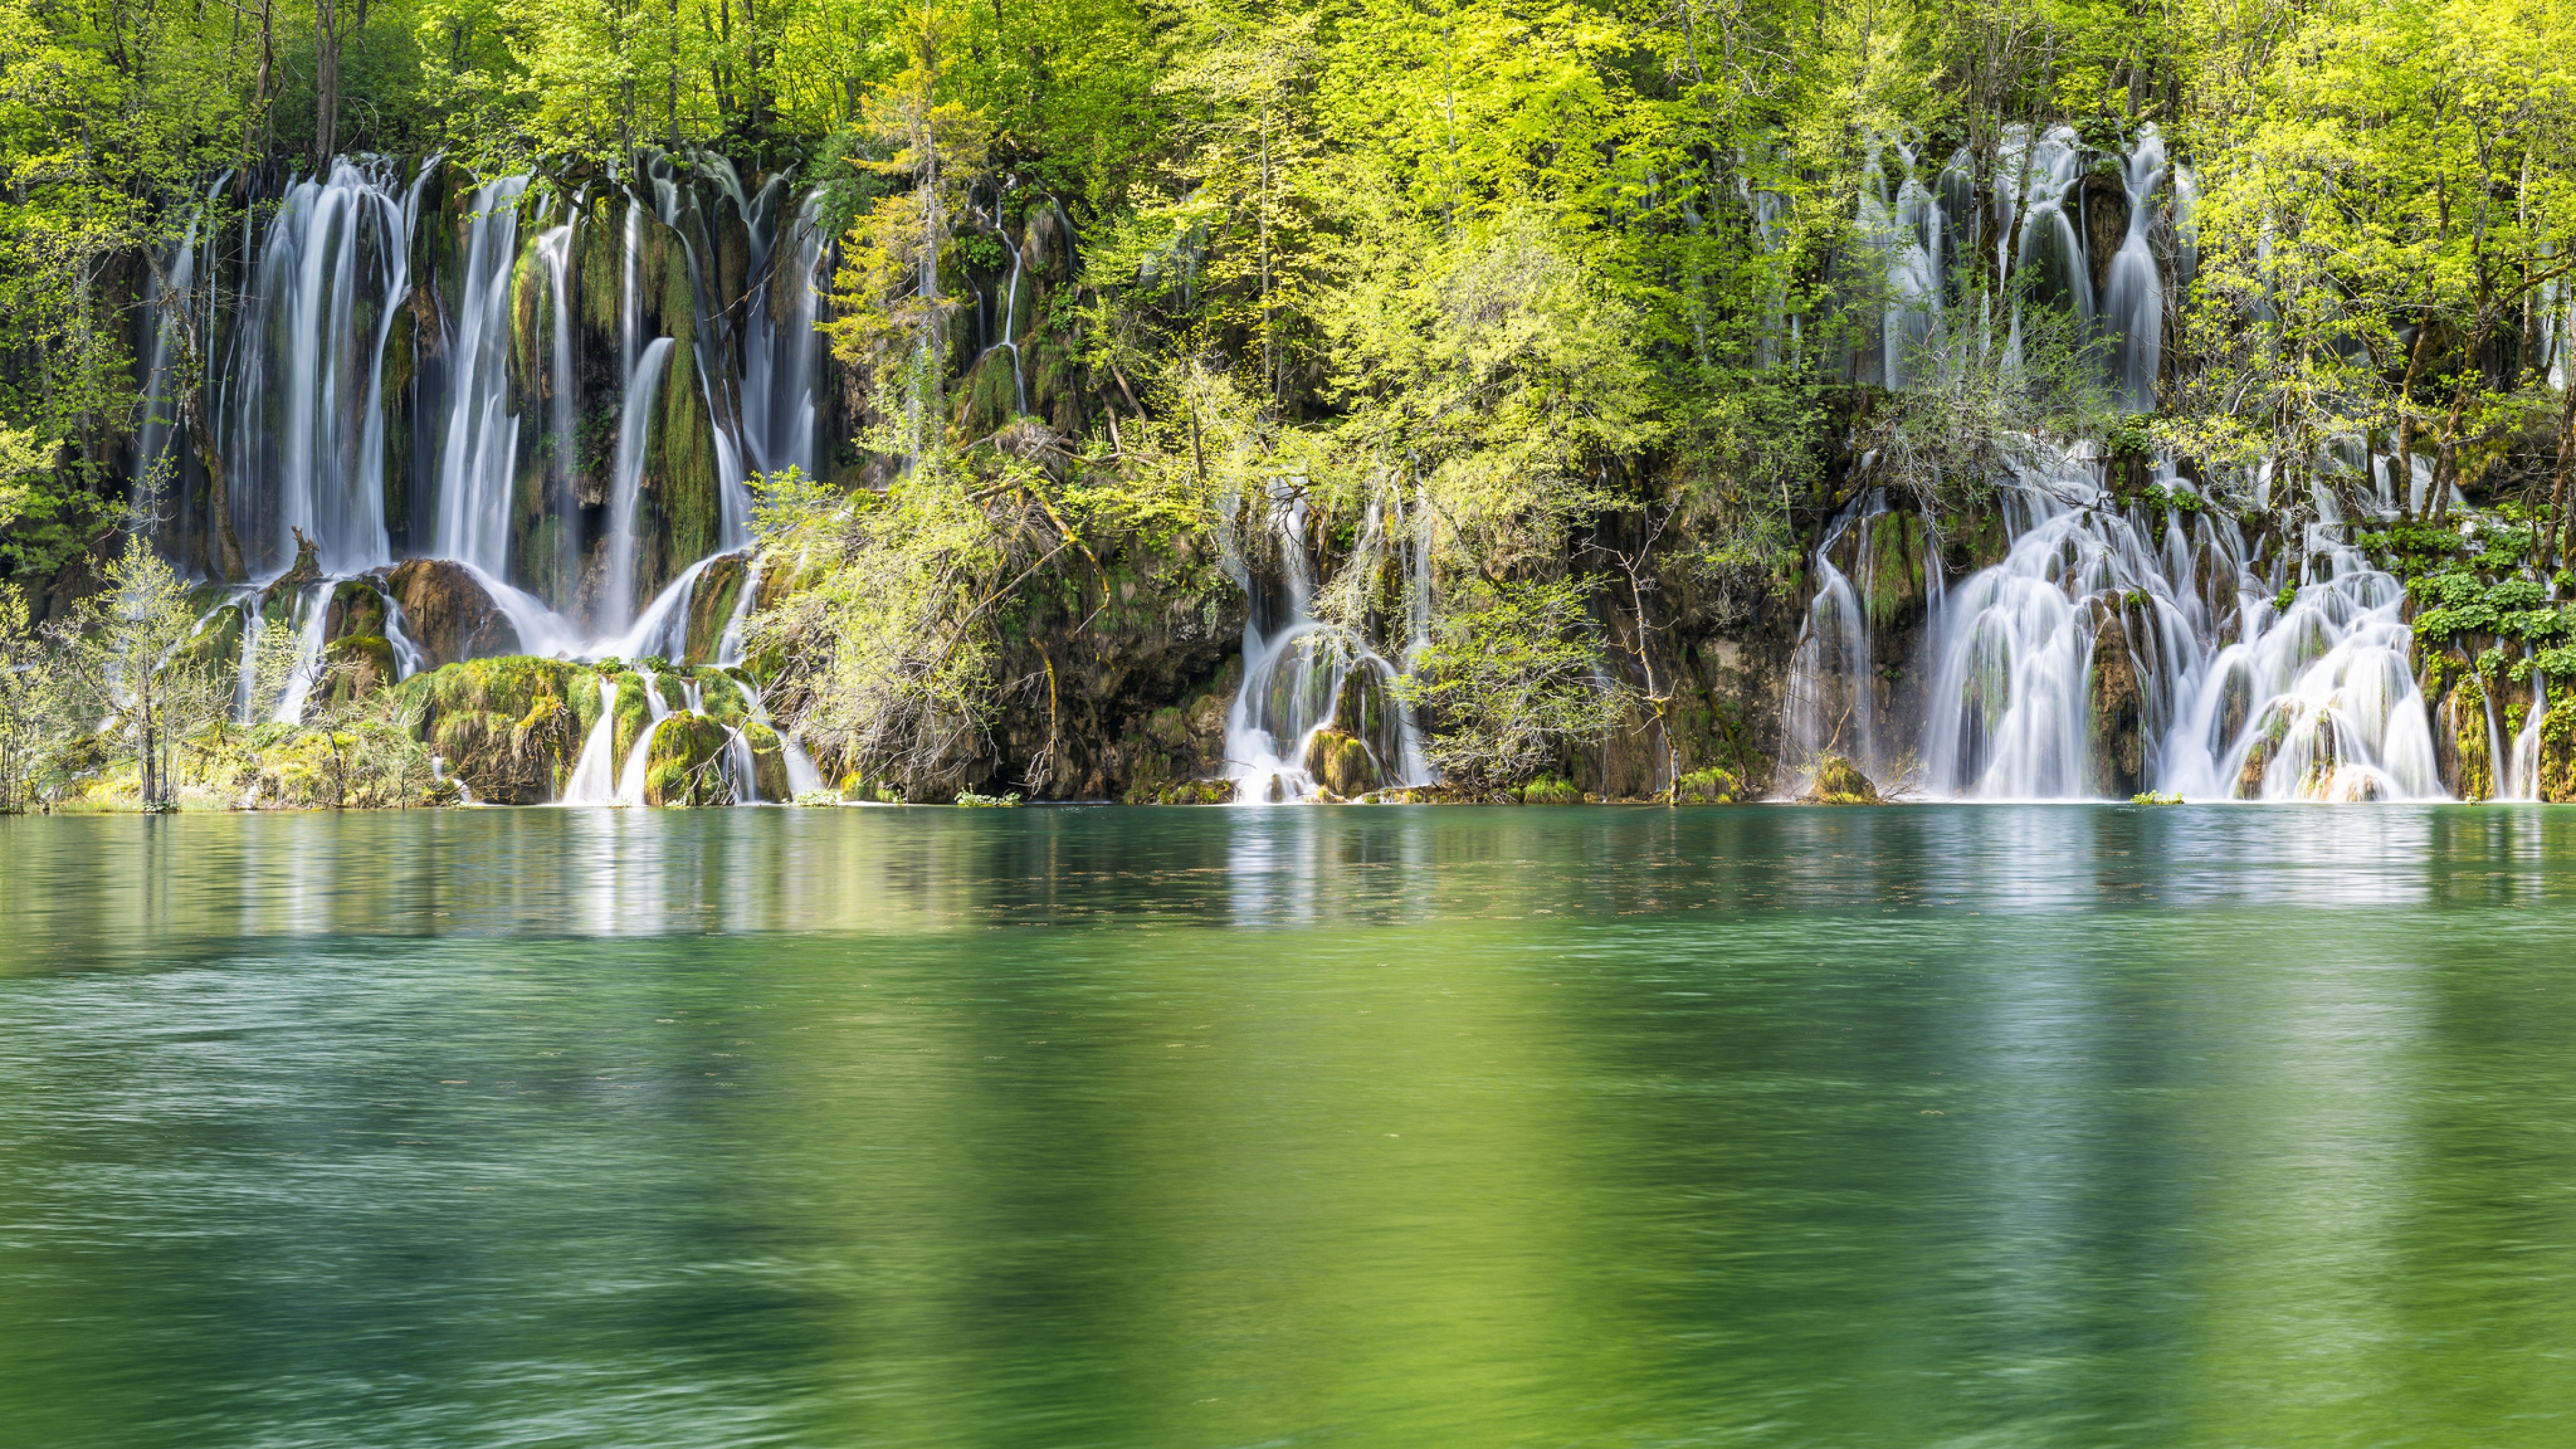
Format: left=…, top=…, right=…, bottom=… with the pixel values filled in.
left=2393, top=318, right=2432, bottom=521
left=315, top=0, right=339, bottom=167
left=2430, top=309, right=2498, bottom=524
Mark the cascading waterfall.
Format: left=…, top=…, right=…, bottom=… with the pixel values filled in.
left=645, top=154, right=753, bottom=549
left=1221, top=487, right=1433, bottom=804
left=431, top=174, right=532, bottom=576
left=221, top=159, right=413, bottom=576
left=2101, top=127, right=2167, bottom=411
left=614, top=669, right=674, bottom=805
left=604, top=338, right=676, bottom=634
left=1786, top=126, right=2455, bottom=804
left=1780, top=498, right=1886, bottom=792
left=1908, top=450, right=2441, bottom=802
left=561, top=674, right=623, bottom=805
left=2509, top=678, right=2547, bottom=801
left=533, top=221, right=580, bottom=598
left=130, top=148, right=849, bottom=803
left=981, top=197, right=1030, bottom=417
left=265, top=584, right=337, bottom=724
left=742, top=192, right=828, bottom=480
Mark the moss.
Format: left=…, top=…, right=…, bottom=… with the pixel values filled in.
left=1302, top=727, right=1377, bottom=798
left=1674, top=765, right=1741, bottom=803
left=956, top=350, right=1022, bottom=435
left=1864, top=513, right=1927, bottom=631
left=643, top=339, right=722, bottom=597
left=1802, top=755, right=1882, bottom=804
left=609, top=672, right=653, bottom=766
left=643, top=714, right=731, bottom=806
left=323, top=635, right=396, bottom=706
left=689, top=667, right=754, bottom=727
left=1519, top=774, right=1585, bottom=805
left=2451, top=672, right=2495, bottom=802
left=680, top=555, right=750, bottom=665
left=741, top=719, right=791, bottom=801
left=386, top=656, right=592, bottom=803
left=2538, top=702, right=2576, bottom=804
left=327, top=578, right=386, bottom=640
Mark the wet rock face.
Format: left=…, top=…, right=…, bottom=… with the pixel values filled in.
left=2416, top=648, right=2495, bottom=801
left=1801, top=755, right=1881, bottom=804
left=2086, top=597, right=2149, bottom=798
left=2540, top=704, right=2576, bottom=803
left=678, top=553, right=752, bottom=665
left=384, top=559, right=521, bottom=669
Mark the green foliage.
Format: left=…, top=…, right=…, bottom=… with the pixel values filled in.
left=1392, top=577, right=1626, bottom=793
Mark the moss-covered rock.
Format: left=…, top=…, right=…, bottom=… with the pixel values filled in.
left=324, top=578, right=387, bottom=644
left=386, top=656, right=592, bottom=802
left=2442, top=671, right=2495, bottom=802
left=1674, top=766, right=1741, bottom=803
left=1303, top=727, right=1378, bottom=799
left=2538, top=701, right=2576, bottom=804
left=323, top=635, right=396, bottom=707
left=1801, top=755, right=1882, bottom=804
left=679, top=553, right=753, bottom=665
left=643, top=714, right=731, bottom=806
left=739, top=719, right=792, bottom=801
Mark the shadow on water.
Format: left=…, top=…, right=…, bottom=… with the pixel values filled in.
left=2, top=805, right=2575, bottom=1447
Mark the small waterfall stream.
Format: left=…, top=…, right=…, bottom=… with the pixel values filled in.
left=604, top=338, right=677, bottom=634
left=1220, top=487, right=1433, bottom=803
left=431, top=174, right=531, bottom=576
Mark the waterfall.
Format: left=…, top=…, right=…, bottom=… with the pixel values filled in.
left=561, top=674, right=623, bottom=805
left=645, top=155, right=753, bottom=549
left=620, top=195, right=641, bottom=395
left=1998, top=124, right=2094, bottom=368
left=1780, top=499, right=1884, bottom=793
left=267, top=584, right=337, bottom=724
left=119, top=150, right=851, bottom=807
left=983, top=197, right=1030, bottom=416
left=133, top=192, right=210, bottom=514
left=1903, top=447, right=2443, bottom=802
left=2508, top=678, right=2547, bottom=802
left=605, top=337, right=677, bottom=633
left=614, top=668, right=674, bottom=804
left=716, top=556, right=763, bottom=667
left=430, top=174, right=531, bottom=576
left=2102, top=125, right=2167, bottom=411
left=742, top=191, right=828, bottom=480
left=1866, top=146, right=1943, bottom=389
left=534, top=222, right=579, bottom=601
left=229, top=590, right=267, bottom=721
left=220, top=159, right=411, bottom=578
left=1221, top=487, right=1429, bottom=803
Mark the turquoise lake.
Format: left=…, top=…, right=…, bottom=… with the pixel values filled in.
left=3, top=804, right=2574, bottom=1446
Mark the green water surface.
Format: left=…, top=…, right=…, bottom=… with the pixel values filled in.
left=3, top=804, right=2574, bottom=1448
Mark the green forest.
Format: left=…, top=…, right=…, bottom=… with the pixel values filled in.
left=2, top=0, right=2575, bottom=808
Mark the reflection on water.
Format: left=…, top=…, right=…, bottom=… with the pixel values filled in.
left=3, top=804, right=2575, bottom=1448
